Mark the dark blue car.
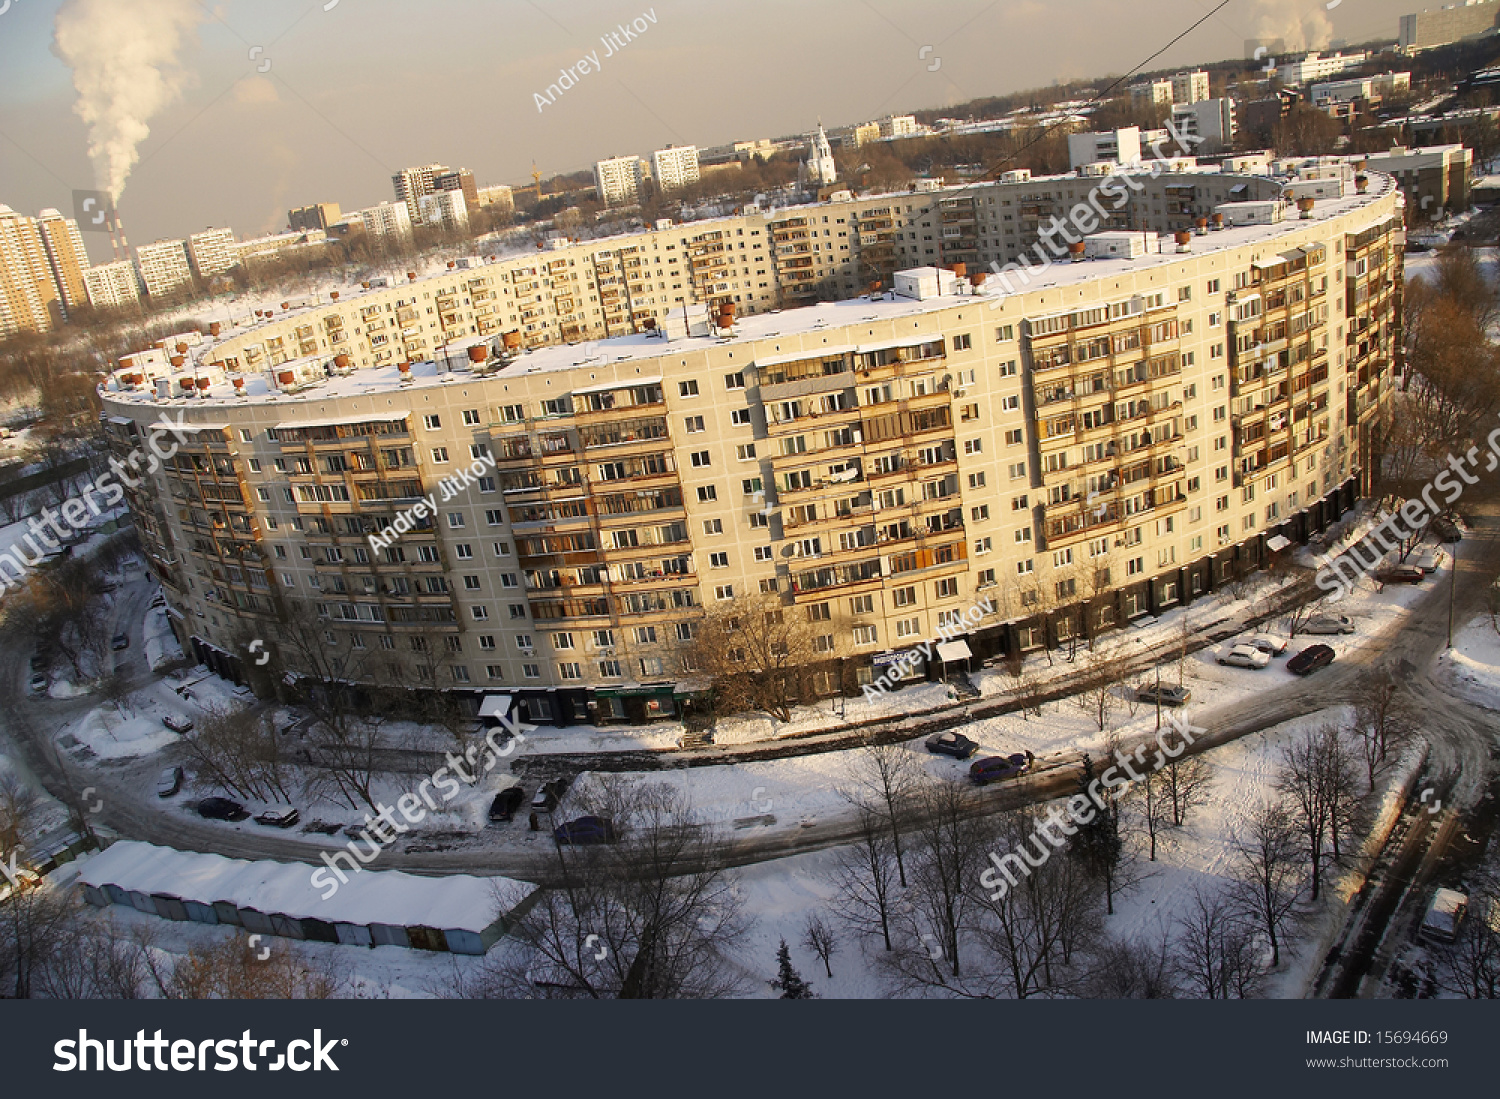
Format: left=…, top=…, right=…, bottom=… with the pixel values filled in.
left=554, top=816, right=617, bottom=845
left=969, top=753, right=1030, bottom=786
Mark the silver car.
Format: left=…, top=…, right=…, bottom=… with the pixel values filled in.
left=1303, top=614, right=1355, bottom=635
left=1218, top=644, right=1271, bottom=669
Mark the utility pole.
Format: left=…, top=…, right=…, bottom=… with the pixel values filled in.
left=1448, top=540, right=1458, bottom=649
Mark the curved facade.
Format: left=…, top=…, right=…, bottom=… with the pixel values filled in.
left=101, top=168, right=1401, bottom=726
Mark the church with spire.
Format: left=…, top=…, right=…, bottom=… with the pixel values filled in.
left=800, top=121, right=838, bottom=189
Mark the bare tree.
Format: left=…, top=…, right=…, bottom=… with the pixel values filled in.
left=1279, top=725, right=1364, bottom=901
left=1228, top=800, right=1305, bottom=969
left=1439, top=874, right=1500, bottom=999
left=967, top=805, right=1104, bottom=999
left=802, top=913, right=839, bottom=979
left=1281, top=574, right=1327, bottom=639
left=179, top=704, right=296, bottom=804
left=1353, top=678, right=1413, bottom=791
left=153, top=934, right=348, bottom=999
left=1086, top=929, right=1176, bottom=998
left=832, top=801, right=904, bottom=952
left=1173, top=885, right=1264, bottom=999
left=1073, top=642, right=1131, bottom=732
left=465, top=784, right=748, bottom=999
left=882, top=778, right=988, bottom=988
left=688, top=590, right=816, bottom=723
left=1161, top=754, right=1214, bottom=827
left=1131, top=768, right=1173, bottom=862
left=850, top=742, right=921, bottom=887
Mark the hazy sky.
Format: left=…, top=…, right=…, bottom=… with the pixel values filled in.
left=0, top=0, right=1415, bottom=261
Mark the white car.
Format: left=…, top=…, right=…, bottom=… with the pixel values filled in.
left=1245, top=635, right=1288, bottom=656
left=1303, top=614, right=1355, bottom=636
left=1414, top=550, right=1446, bottom=575
left=1218, top=644, right=1271, bottom=670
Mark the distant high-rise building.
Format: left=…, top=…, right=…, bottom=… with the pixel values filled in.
left=392, top=163, right=449, bottom=218
left=651, top=145, right=701, bottom=192
left=594, top=155, right=647, bottom=205
left=1170, top=98, right=1237, bottom=153
left=803, top=125, right=838, bottom=187
left=1067, top=127, right=1144, bottom=169
left=83, top=260, right=141, bottom=311
left=0, top=206, right=59, bottom=336
left=288, top=202, right=341, bottom=232
left=418, top=189, right=469, bottom=233
left=361, top=201, right=414, bottom=243
left=135, top=239, right=193, bottom=298
left=1276, top=51, right=1367, bottom=86
left=1171, top=70, right=1211, bottom=105
left=433, top=168, right=479, bottom=211
left=1130, top=79, right=1174, bottom=108
left=36, top=208, right=91, bottom=321
left=187, top=227, right=239, bottom=280
left=1400, top=0, right=1499, bottom=50
left=879, top=115, right=919, bottom=139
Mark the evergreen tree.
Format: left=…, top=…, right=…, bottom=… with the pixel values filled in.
left=769, top=938, right=815, bottom=999
left=1070, top=754, right=1124, bottom=915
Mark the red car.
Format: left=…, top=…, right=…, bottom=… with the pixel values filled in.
left=1287, top=644, right=1335, bottom=676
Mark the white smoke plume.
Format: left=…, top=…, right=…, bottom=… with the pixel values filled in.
left=1250, top=0, right=1333, bottom=54
left=52, top=0, right=205, bottom=201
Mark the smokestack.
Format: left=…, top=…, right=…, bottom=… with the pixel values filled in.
left=113, top=212, right=130, bottom=257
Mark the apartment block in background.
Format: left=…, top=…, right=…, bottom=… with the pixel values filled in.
left=288, top=202, right=342, bottom=232
left=595, top=155, right=648, bottom=206
left=135, top=239, right=194, bottom=298
left=1400, top=0, right=1499, bottom=50
left=392, top=163, right=449, bottom=219
left=36, top=208, right=91, bottom=321
left=433, top=168, right=479, bottom=211
left=1067, top=127, right=1144, bottom=169
left=651, top=145, right=701, bottom=192
left=83, top=259, right=141, bottom=310
left=1363, top=143, right=1472, bottom=216
left=0, top=205, right=60, bottom=334
left=187, top=227, right=239, bottom=280
left=418, top=189, right=469, bottom=233
left=360, top=201, right=415, bottom=244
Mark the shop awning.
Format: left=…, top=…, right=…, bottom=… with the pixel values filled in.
left=936, top=640, right=973, bottom=662
left=477, top=694, right=513, bottom=720
left=1266, top=534, right=1292, bottom=552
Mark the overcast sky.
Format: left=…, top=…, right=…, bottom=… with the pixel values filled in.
left=0, top=0, right=1415, bottom=261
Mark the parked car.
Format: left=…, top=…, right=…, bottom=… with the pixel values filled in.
left=1413, top=550, right=1447, bottom=575
left=1303, top=614, right=1355, bottom=635
left=155, top=765, right=184, bottom=798
left=925, top=731, right=979, bottom=758
left=1420, top=888, right=1468, bottom=944
left=969, top=753, right=1030, bottom=785
left=1377, top=564, right=1425, bottom=585
left=1135, top=683, right=1191, bottom=707
left=1245, top=635, right=1289, bottom=656
left=1217, top=644, right=1271, bottom=670
left=1287, top=644, right=1336, bottom=676
left=28, top=673, right=48, bottom=693
left=254, top=806, right=301, bottom=828
left=531, top=780, right=565, bottom=813
left=554, top=816, right=617, bottom=844
left=489, top=785, right=525, bottom=822
left=28, top=654, right=46, bottom=673
left=162, top=715, right=194, bottom=734
left=196, top=797, right=249, bottom=822
left=110, top=633, right=129, bottom=651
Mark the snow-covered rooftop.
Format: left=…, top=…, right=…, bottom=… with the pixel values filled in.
left=79, top=840, right=532, bottom=932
